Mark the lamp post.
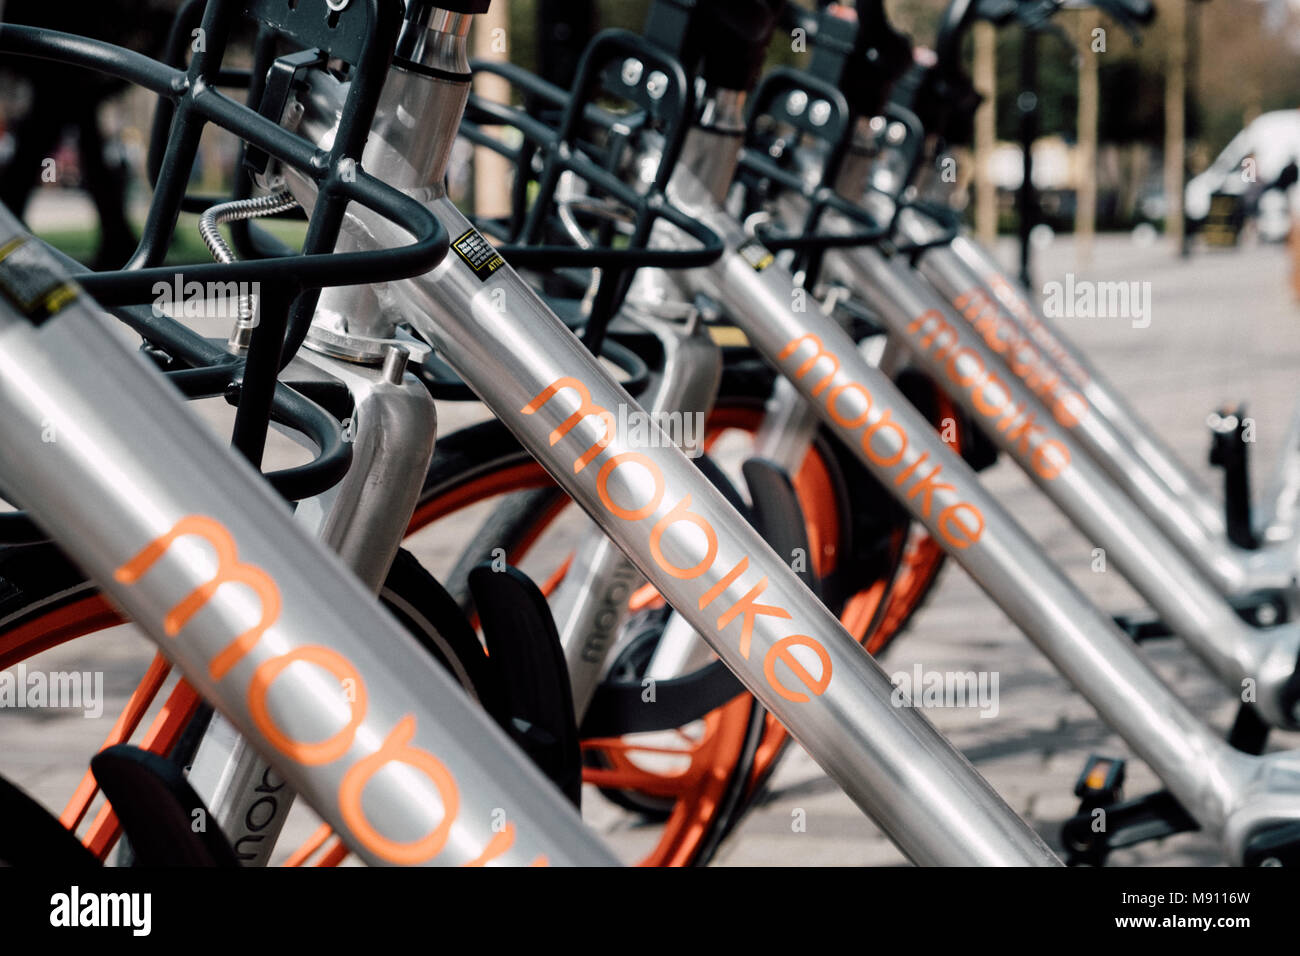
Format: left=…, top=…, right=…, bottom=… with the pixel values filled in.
left=1017, top=24, right=1040, bottom=288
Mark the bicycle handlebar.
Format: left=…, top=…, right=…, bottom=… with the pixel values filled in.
left=888, top=0, right=1157, bottom=149
left=645, top=0, right=786, bottom=93
left=936, top=0, right=1156, bottom=74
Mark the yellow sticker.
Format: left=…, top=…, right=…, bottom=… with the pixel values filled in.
left=0, top=237, right=80, bottom=322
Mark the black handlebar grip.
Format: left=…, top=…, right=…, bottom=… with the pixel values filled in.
left=841, top=0, right=915, bottom=117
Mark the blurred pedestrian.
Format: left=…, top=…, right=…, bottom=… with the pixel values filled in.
left=0, top=0, right=175, bottom=269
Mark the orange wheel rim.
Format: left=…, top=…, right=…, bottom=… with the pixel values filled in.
left=0, top=598, right=196, bottom=862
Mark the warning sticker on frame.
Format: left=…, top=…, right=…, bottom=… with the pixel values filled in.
left=0, top=237, right=79, bottom=323
left=737, top=237, right=775, bottom=272
left=451, top=228, right=505, bottom=282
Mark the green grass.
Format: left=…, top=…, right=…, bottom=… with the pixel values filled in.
left=36, top=213, right=311, bottom=267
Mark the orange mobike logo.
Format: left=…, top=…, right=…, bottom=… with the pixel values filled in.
left=522, top=378, right=832, bottom=704
left=776, top=335, right=985, bottom=550
left=904, top=309, right=1071, bottom=483
left=984, top=273, right=1092, bottom=387
left=114, top=515, right=542, bottom=867
left=959, top=279, right=1093, bottom=407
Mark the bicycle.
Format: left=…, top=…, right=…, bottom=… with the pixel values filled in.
left=842, top=3, right=1300, bottom=614
left=605, top=0, right=1300, bottom=864
left=693, top=0, right=1300, bottom=859
left=384, top=0, right=1300, bottom=864
left=4, top=0, right=1300, bottom=869
left=759, top=0, right=1300, bottom=743
left=0, top=0, right=1057, bottom=866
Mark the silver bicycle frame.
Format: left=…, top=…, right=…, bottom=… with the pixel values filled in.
left=549, top=308, right=722, bottom=718
left=184, top=8, right=484, bottom=862
left=4, top=9, right=1057, bottom=863
left=659, top=107, right=1300, bottom=862
left=267, top=24, right=1059, bottom=864
left=187, top=346, right=439, bottom=865
left=817, top=238, right=1300, bottom=730
left=384, top=197, right=1057, bottom=866
left=0, top=217, right=615, bottom=866
left=920, top=214, right=1300, bottom=591
left=760, top=127, right=1300, bottom=729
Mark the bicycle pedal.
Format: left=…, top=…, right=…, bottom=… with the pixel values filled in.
left=1227, top=702, right=1272, bottom=755
left=90, top=745, right=239, bottom=866
left=1075, top=754, right=1126, bottom=806
left=468, top=565, right=582, bottom=808
left=1062, top=787, right=1199, bottom=866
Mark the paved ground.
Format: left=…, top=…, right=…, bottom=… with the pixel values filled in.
left=2, top=219, right=1298, bottom=866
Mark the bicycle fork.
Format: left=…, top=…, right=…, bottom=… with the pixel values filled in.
left=186, top=349, right=438, bottom=865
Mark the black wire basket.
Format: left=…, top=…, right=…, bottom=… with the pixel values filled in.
left=0, top=0, right=449, bottom=543
left=457, top=28, right=726, bottom=357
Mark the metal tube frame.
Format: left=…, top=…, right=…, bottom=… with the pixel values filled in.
left=0, top=8, right=1058, bottom=865
left=818, top=237, right=1300, bottom=730
left=910, top=211, right=1300, bottom=598
left=0, top=219, right=615, bottom=865
left=186, top=346, right=440, bottom=864
left=386, top=196, right=1057, bottom=866
left=549, top=307, right=723, bottom=719
left=179, top=8, right=1056, bottom=864
left=949, top=229, right=1300, bottom=551
left=659, top=123, right=1300, bottom=863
